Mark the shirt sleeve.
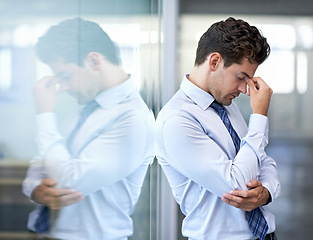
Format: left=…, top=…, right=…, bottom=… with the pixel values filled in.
left=35, top=111, right=151, bottom=196
left=22, top=155, right=46, bottom=200
left=160, top=112, right=269, bottom=198
left=258, top=154, right=281, bottom=202
left=244, top=114, right=280, bottom=202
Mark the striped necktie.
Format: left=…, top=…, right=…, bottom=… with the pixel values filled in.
left=34, top=205, right=49, bottom=233
left=34, top=100, right=99, bottom=234
left=210, top=100, right=269, bottom=240
left=67, top=100, right=99, bottom=149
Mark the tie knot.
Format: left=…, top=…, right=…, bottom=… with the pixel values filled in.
left=210, top=100, right=225, bottom=114
left=82, top=100, right=99, bottom=117
left=79, top=100, right=99, bottom=125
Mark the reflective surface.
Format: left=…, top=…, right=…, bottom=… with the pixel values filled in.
left=1, top=2, right=313, bottom=240
left=0, top=0, right=160, bottom=239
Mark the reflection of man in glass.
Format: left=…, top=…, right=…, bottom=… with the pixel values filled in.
left=23, top=18, right=154, bottom=240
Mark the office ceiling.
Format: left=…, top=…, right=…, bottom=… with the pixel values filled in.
left=0, top=0, right=158, bottom=17
left=180, top=0, right=313, bottom=16
left=0, top=0, right=312, bottom=18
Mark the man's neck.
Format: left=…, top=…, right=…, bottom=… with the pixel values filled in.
left=99, top=65, right=129, bottom=91
left=188, top=66, right=210, bottom=93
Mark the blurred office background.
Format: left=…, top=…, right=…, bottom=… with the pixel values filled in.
left=0, top=0, right=313, bottom=239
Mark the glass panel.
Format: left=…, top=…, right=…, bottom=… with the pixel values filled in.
left=0, top=1, right=160, bottom=240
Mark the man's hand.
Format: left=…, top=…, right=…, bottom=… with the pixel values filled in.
left=31, top=178, right=83, bottom=210
left=221, top=180, right=270, bottom=211
left=33, top=76, right=58, bottom=113
left=247, top=77, right=273, bottom=116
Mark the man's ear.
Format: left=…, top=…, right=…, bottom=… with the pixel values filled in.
left=86, top=52, right=100, bottom=70
left=207, top=52, right=223, bottom=71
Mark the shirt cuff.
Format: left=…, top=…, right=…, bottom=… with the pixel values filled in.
left=23, top=178, right=43, bottom=203
left=248, top=114, right=268, bottom=137
left=29, top=179, right=43, bottom=203
left=36, top=112, right=58, bottom=133
left=262, top=182, right=274, bottom=204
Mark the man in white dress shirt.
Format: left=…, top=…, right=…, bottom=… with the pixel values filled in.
left=156, top=17, right=280, bottom=240
left=23, top=18, right=154, bottom=240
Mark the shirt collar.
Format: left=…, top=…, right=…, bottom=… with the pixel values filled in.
left=94, top=75, right=135, bottom=109
left=180, top=74, right=215, bottom=110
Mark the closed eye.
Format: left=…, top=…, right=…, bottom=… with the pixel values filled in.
left=237, top=76, right=245, bottom=81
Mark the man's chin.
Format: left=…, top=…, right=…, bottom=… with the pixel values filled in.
left=219, top=99, right=232, bottom=106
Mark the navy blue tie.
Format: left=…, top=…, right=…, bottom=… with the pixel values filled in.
left=210, top=100, right=268, bottom=240
left=34, top=206, right=49, bottom=233
left=67, top=100, right=99, bottom=149
left=34, top=100, right=99, bottom=234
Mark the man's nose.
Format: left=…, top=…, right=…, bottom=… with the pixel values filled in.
left=238, top=81, right=247, bottom=94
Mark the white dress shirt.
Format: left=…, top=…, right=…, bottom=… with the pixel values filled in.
left=23, top=77, right=155, bottom=240
left=155, top=75, right=280, bottom=240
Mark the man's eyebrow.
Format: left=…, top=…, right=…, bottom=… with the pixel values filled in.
left=241, top=72, right=253, bottom=79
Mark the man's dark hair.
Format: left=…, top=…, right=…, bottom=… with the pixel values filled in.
left=195, top=17, right=270, bottom=67
left=35, top=18, right=121, bottom=66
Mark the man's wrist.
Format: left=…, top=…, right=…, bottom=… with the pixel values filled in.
left=263, top=187, right=271, bottom=205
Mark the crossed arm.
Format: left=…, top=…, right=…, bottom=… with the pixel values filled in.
left=222, top=179, right=270, bottom=211
left=31, top=178, right=83, bottom=209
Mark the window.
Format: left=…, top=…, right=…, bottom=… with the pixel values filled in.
left=0, top=48, right=12, bottom=91
left=255, top=22, right=312, bottom=94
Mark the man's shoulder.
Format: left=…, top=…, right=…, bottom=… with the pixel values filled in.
left=156, top=90, right=205, bottom=131
left=157, top=90, right=193, bottom=118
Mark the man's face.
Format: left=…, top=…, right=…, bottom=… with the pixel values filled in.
left=49, top=58, right=98, bottom=105
left=209, top=58, right=258, bottom=106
